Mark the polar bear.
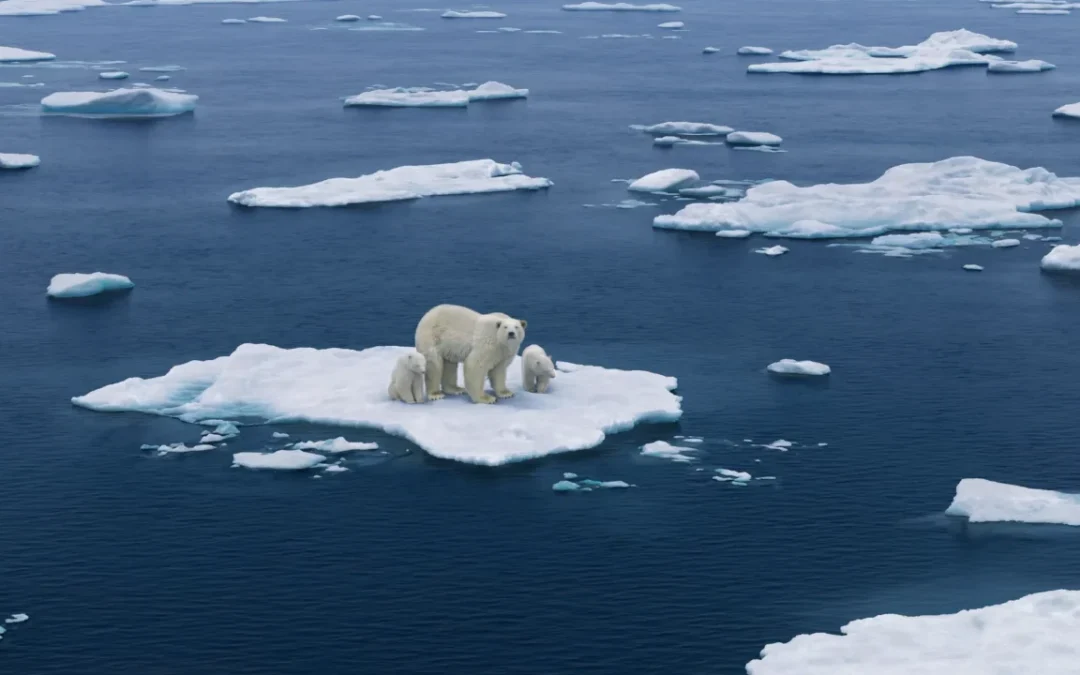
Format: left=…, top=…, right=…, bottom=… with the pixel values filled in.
left=521, top=344, right=556, bottom=393
left=415, top=304, right=526, bottom=404
left=388, top=350, right=427, bottom=404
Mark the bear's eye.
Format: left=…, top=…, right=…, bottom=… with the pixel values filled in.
left=496, top=321, right=502, bottom=328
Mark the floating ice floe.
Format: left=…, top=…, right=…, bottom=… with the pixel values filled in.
left=335, top=14, right=360, bottom=21
left=0, top=0, right=106, bottom=15
left=680, top=185, right=733, bottom=198
left=714, top=468, right=752, bottom=484
left=290, top=437, right=379, bottom=453
left=727, top=131, right=782, bottom=146
left=0, top=153, right=39, bottom=169
left=653, top=136, right=721, bottom=147
left=199, top=432, right=225, bottom=443
left=272, top=431, right=290, bottom=438
left=367, top=14, right=381, bottom=20
left=745, top=589, right=1080, bottom=674
left=657, top=20, right=683, bottom=28
left=348, top=21, right=424, bottom=31
left=553, top=477, right=633, bottom=491
left=987, top=59, right=1055, bottom=72
left=749, top=29, right=1018, bottom=75
left=640, top=440, right=697, bottom=462
left=563, top=1, right=681, bottom=10
left=627, top=168, right=699, bottom=192
left=138, top=65, right=184, bottom=73
left=143, top=442, right=215, bottom=454
left=441, top=10, right=506, bottom=18
left=755, top=245, right=788, bottom=256
left=98, top=71, right=129, bottom=80
left=767, top=359, right=830, bottom=376
left=1041, top=244, right=1080, bottom=272
left=0, top=46, right=57, bottom=62
left=1053, top=102, right=1080, bottom=119
left=634, top=121, right=734, bottom=136
left=946, top=478, right=1080, bottom=525
left=963, top=264, right=984, bottom=271
left=228, top=159, right=550, bottom=208
left=233, top=449, right=326, bottom=471
left=221, top=18, right=245, bottom=23
left=72, top=345, right=681, bottom=466
left=715, top=230, right=752, bottom=238
left=344, top=82, right=527, bottom=107
left=991, top=238, right=1020, bottom=248
left=764, top=439, right=793, bottom=450
left=703, top=46, right=719, bottom=53
left=41, top=87, right=198, bottom=117
left=46, top=272, right=133, bottom=298
left=1017, top=7, right=1071, bottom=13
left=247, top=16, right=286, bottom=23
left=737, top=46, right=772, bottom=55
left=653, top=157, right=1080, bottom=238
left=5, top=614, right=28, bottom=624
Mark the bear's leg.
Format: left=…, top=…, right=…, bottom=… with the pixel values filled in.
left=536, top=375, right=550, bottom=394
left=425, top=352, right=445, bottom=400
left=388, top=382, right=401, bottom=402
left=523, top=371, right=537, bottom=393
left=465, top=358, right=496, bottom=404
left=410, top=374, right=426, bottom=404
left=491, top=362, right=514, bottom=399
left=441, top=359, right=465, bottom=395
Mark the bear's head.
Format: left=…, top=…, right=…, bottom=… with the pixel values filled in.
left=406, top=351, right=427, bottom=374
left=494, top=317, right=526, bottom=349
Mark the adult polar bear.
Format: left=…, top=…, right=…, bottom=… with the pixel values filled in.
left=415, top=304, right=526, bottom=404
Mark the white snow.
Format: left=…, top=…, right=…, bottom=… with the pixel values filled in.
left=72, top=344, right=681, bottom=466
left=290, top=437, right=379, bottom=453
left=441, top=10, right=506, bottom=18
left=5, top=614, right=28, bottom=624
left=654, top=157, right=1080, bottom=238
left=46, top=273, right=133, bottom=298
left=1053, top=102, right=1080, bottom=119
left=335, top=14, right=360, bottom=21
left=715, top=230, right=752, bottom=238
left=247, top=16, right=286, bottom=23
left=563, top=2, right=681, bottom=10
left=987, top=59, right=1055, bottom=73
left=233, top=449, right=326, bottom=471
left=0, top=153, right=40, bottom=169
left=992, top=238, right=1020, bottom=248
left=726, top=131, right=782, bottom=146
left=755, top=245, right=788, bottom=256
left=98, top=71, right=129, bottom=80
left=640, top=440, right=697, bottom=462
left=0, top=0, right=106, bottom=15
left=1041, top=244, right=1080, bottom=272
left=635, top=121, right=733, bottom=136
left=767, top=359, right=830, bottom=376
left=746, top=589, right=1080, bottom=674
left=229, top=159, right=550, bottom=208
left=946, top=478, right=1080, bottom=525
left=41, top=88, right=197, bottom=118
left=963, top=264, right=984, bottom=271
left=737, top=46, right=773, bottom=55
left=657, top=20, right=683, bottom=28
left=748, top=29, right=1018, bottom=75
left=627, top=168, right=699, bottom=192
left=0, top=46, right=57, bottom=62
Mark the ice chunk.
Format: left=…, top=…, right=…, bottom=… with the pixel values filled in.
left=871, top=232, right=953, bottom=249
left=635, top=121, right=734, bottom=136
left=46, top=272, right=133, bottom=298
left=441, top=10, right=506, bottom=18
left=562, top=2, right=681, bottom=10
left=233, top=449, right=325, bottom=471
left=563, top=472, right=578, bottom=479
left=272, top=431, right=290, bottom=438
left=680, top=185, right=731, bottom=198
left=992, top=238, right=1020, bottom=248
left=963, top=264, right=984, bottom=271
left=72, top=345, right=681, bottom=466
left=652, top=136, right=720, bottom=147
left=228, top=159, right=550, bottom=208
left=154, top=75, right=170, bottom=81
left=987, top=59, right=1055, bottom=72
left=149, top=442, right=216, bottom=454
left=702, top=46, right=719, bottom=53
left=1041, top=244, right=1080, bottom=272
left=206, top=420, right=240, bottom=436
left=41, top=88, right=197, bottom=118
left=746, top=590, right=1080, bottom=674
left=946, top=478, right=1080, bottom=525
left=247, top=16, right=286, bottom=23
left=345, top=87, right=470, bottom=107
left=5, top=614, right=28, bottom=624
left=715, top=230, right=752, bottom=238
left=0, top=0, right=106, bottom=16
left=221, top=18, right=245, bottom=24
left=466, top=81, right=528, bottom=100
left=755, top=245, right=788, bottom=256
left=737, top=46, right=772, bottom=55
left=138, top=65, right=184, bottom=73
left=715, top=468, right=752, bottom=482
left=553, top=480, right=585, bottom=491
left=367, top=14, right=381, bottom=20
left=322, top=463, right=348, bottom=473
left=1052, top=102, right=1080, bottom=119
left=726, top=131, right=782, bottom=146
left=654, top=157, right=1080, bottom=238
left=764, top=439, right=792, bottom=450
left=657, top=20, right=683, bottom=28
left=98, top=71, right=130, bottom=80
left=0, top=153, right=40, bottom=170
left=768, top=220, right=846, bottom=238
left=627, top=168, right=699, bottom=192
left=290, top=437, right=379, bottom=453
left=1017, top=7, right=1071, bottom=12
left=0, top=46, right=57, bottom=62
left=767, top=359, right=830, bottom=376
left=579, top=479, right=632, bottom=488
left=641, top=440, right=697, bottom=462
left=335, top=14, right=361, bottom=21
left=199, top=433, right=225, bottom=443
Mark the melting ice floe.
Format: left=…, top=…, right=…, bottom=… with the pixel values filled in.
left=562, top=2, right=681, bottom=10
left=0, top=0, right=106, bottom=15
left=344, top=81, right=527, bottom=107
left=657, top=20, right=683, bottom=28
left=627, top=168, right=699, bottom=192
left=41, top=88, right=197, bottom=117
left=228, top=159, right=551, bottom=208
left=0, top=46, right=57, bottom=62
left=767, top=359, right=830, bottom=376
left=748, top=29, right=1020, bottom=75
left=755, top=245, right=788, bottom=256
left=738, top=46, right=773, bottom=55
left=963, top=264, right=984, bottom=271
left=633, top=121, right=734, bottom=136
left=1041, top=244, right=1080, bottom=272
left=290, top=437, right=379, bottom=453
left=640, top=440, right=697, bottom=462
left=745, top=590, right=1080, bottom=674
left=233, top=449, right=325, bottom=471
left=0, top=153, right=39, bottom=169
left=653, top=156, right=1080, bottom=239
left=1053, top=102, right=1080, bottom=119
left=945, top=478, right=1080, bottom=525
left=71, top=344, right=681, bottom=466
left=247, top=16, right=286, bottom=23
left=46, top=273, right=133, bottom=298
left=726, top=131, right=782, bottom=147
left=553, top=477, right=633, bottom=491
left=441, top=10, right=506, bottom=18
left=98, top=71, right=129, bottom=80
left=987, top=59, right=1055, bottom=72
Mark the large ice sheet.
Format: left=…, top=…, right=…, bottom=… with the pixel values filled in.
left=41, top=88, right=198, bottom=117
left=945, top=478, right=1080, bottom=525
left=746, top=590, right=1080, bottom=674
left=0, top=46, right=57, bottom=62
left=72, top=344, right=682, bottom=466
left=563, top=2, right=681, bottom=10
left=227, top=159, right=551, bottom=208
left=654, top=156, right=1080, bottom=239
left=1042, top=244, right=1080, bottom=272
left=0, top=0, right=106, bottom=15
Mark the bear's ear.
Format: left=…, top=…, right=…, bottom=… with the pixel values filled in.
left=520, top=319, right=527, bottom=329
left=495, top=320, right=502, bottom=328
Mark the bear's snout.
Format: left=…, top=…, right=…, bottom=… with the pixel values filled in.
left=507, top=330, right=517, bottom=339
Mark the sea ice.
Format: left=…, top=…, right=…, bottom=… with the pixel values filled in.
left=715, top=230, right=752, bottom=238
left=221, top=18, right=245, bottom=23
left=726, top=131, right=782, bottom=146
left=764, top=439, right=792, bottom=450
left=746, top=589, right=1080, bottom=674
left=46, top=273, right=133, bottom=298
left=290, top=437, right=379, bottom=453
left=247, top=16, right=285, bottom=22
left=767, top=359, right=830, bottom=376
left=634, top=121, right=733, bottom=136
left=272, top=431, right=290, bottom=438
left=233, top=449, right=326, bottom=471
left=441, top=10, right=506, bottom=18
left=0, top=46, right=57, bottom=62
left=702, top=47, right=719, bottom=54
left=1041, top=244, right=1080, bottom=272
left=228, top=159, right=551, bottom=208
left=714, top=468, right=752, bottom=482
left=946, top=478, right=1080, bottom=525
left=992, top=238, right=1020, bottom=248
left=41, top=88, right=198, bottom=117
left=627, top=168, right=699, bottom=192
left=657, top=20, right=683, bottom=28
left=0, top=0, right=106, bottom=15
left=199, top=433, right=225, bottom=443
left=335, top=14, right=360, bottom=21
left=5, top=614, right=28, bottom=624
left=562, top=2, right=681, bottom=10
left=1017, top=7, right=1071, bottom=12
left=963, top=264, right=984, bottom=271
left=1053, top=102, right=1080, bottom=119
left=139, top=66, right=184, bottom=73
left=640, top=440, right=697, bottom=462
left=579, top=479, right=632, bottom=488
left=206, top=420, right=239, bottom=436
left=755, top=245, right=788, bottom=256
left=652, top=136, right=719, bottom=147
left=679, top=186, right=732, bottom=198
left=367, top=14, right=381, bottom=20
left=737, top=46, right=772, bottom=55
left=553, top=480, right=585, bottom=491
left=563, top=472, right=578, bottom=479
left=653, top=156, right=1080, bottom=238
left=345, top=82, right=526, bottom=107
left=72, top=344, right=681, bottom=466
left=322, top=463, right=348, bottom=473
left=466, top=81, right=528, bottom=100
left=0, top=153, right=40, bottom=169
left=987, top=59, right=1055, bottom=72
left=98, top=71, right=130, bottom=80
left=148, top=442, right=216, bottom=454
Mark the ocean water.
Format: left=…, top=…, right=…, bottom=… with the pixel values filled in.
left=3, top=0, right=1080, bottom=672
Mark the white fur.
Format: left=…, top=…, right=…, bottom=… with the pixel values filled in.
left=388, top=350, right=427, bottom=404
left=415, top=304, right=526, bottom=404
left=521, top=344, right=556, bottom=393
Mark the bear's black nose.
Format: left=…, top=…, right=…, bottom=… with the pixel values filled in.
left=508, top=331, right=516, bottom=338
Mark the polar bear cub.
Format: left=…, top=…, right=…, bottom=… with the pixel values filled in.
left=415, top=304, right=526, bottom=404
left=521, top=345, right=556, bottom=393
left=388, top=350, right=427, bottom=404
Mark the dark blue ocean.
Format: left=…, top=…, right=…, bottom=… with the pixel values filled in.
left=3, top=0, right=1080, bottom=672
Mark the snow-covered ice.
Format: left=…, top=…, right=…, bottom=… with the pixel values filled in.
left=441, top=10, right=506, bottom=18
left=553, top=480, right=583, bottom=491
left=755, top=245, right=788, bottom=256
left=0, top=46, right=57, bottom=62
left=764, top=439, right=793, bottom=450
left=221, top=18, right=245, bottom=23
left=640, top=440, right=697, bottom=462
left=247, top=16, right=286, bottom=23
left=714, top=468, right=752, bottom=483
left=992, top=238, right=1020, bottom=248
left=199, top=433, right=225, bottom=443
left=5, top=614, right=28, bottom=624
left=946, top=478, right=1080, bottom=525
left=0, top=153, right=40, bottom=169
left=344, top=82, right=526, bottom=107
left=634, top=121, right=733, bottom=136
left=702, top=46, right=719, bottom=53
left=963, top=264, right=984, bottom=271
left=233, top=449, right=326, bottom=471
left=145, top=442, right=216, bottom=454
left=680, top=185, right=732, bottom=198
left=627, top=168, right=699, bottom=192
left=563, top=2, right=680, bottom=10
left=72, top=344, right=681, bottom=466
left=987, top=59, right=1055, bottom=73
left=466, top=81, right=528, bottom=100
left=657, top=20, right=683, bottom=28
left=290, top=437, right=379, bottom=453
left=727, top=131, right=782, bottom=146
left=41, top=88, right=197, bottom=117
left=335, top=14, right=360, bottom=21
left=98, top=71, right=129, bottom=80
left=228, top=159, right=550, bottom=208
left=654, top=157, right=1080, bottom=238
left=554, top=477, right=632, bottom=491
left=737, top=46, right=773, bottom=55
left=1053, top=102, right=1080, bottom=119
left=46, top=273, right=134, bottom=298
left=272, top=431, right=290, bottom=438
left=0, top=0, right=106, bottom=15
left=715, top=230, right=752, bottom=238
left=767, top=359, right=830, bottom=376
left=745, top=589, right=1080, bottom=674
left=1041, top=244, right=1080, bottom=272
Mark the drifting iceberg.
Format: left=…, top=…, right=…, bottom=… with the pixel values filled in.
left=335, top=14, right=360, bottom=21
left=46, top=273, right=134, bottom=298
left=247, top=16, right=285, bottom=22
left=228, top=159, right=551, bottom=208
left=634, top=121, right=733, bottom=136
left=767, top=359, right=830, bottom=376
left=71, top=344, right=682, bottom=466
left=640, top=440, right=697, bottom=462
left=702, top=46, right=719, bottom=53
left=41, top=88, right=198, bottom=117
left=987, top=59, right=1055, bottom=72
left=0, top=0, right=106, bottom=15
left=233, top=450, right=325, bottom=471
left=0, top=153, right=40, bottom=169
left=0, top=46, right=56, bottom=62
left=1041, top=244, right=1080, bottom=272
left=1053, top=102, right=1080, bottom=119
left=627, top=168, right=699, bottom=192
left=98, top=71, right=129, bottom=80
left=737, top=46, right=772, bottom=55
left=441, top=10, right=506, bottom=18
left=991, top=238, right=1020, bottom=248
left=563, top=2, right=681, bottom=10
left=726, top=131, right=782, bottom=146
left=290, top=437, right=379, bottom=453
left=654, top=157, right=1080, bottom=238
left=946, top=478, right=1080, bottom=525
left=657, top=20, right=683, bottom=28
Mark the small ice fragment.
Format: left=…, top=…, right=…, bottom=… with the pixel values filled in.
left=716, top=230, right=752, bottom=238
left=290, top=437, right=379, bottom=453
left=335, top=14, right=361, bottom=22
left=963, top=264, right=984, bottom=271
left=992, top=238, right=1021, bottom=248
left=98, top=71, right=129, bottom=80
left=755, top=245, right=788, bottom=256
left=702, top=46, right=718, bottom=54
left=765, top=439, right=793, bottom=450
left=641, top=440, right=697, bottom=462
left=563, top=472, right=578, bottom=479
left=553, top=480, right=584, bottom=492
left=767, top=359, right=830, bottom=376
left=5, top=614, right=28, bottom=624
left=737, top=46, right=773, bottom=55
left=272, top=431, right=290, bottom=438
left=47, top=272, right=133, bottom=298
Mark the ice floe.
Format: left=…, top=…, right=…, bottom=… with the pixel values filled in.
left=657, top=20, right=683, bottom=28
left=680, top=185, right=733, bottom=198
left=737, top=46, right=773, bottom=55
left=72, top=344, right=681, bottom=466
left=221, top=18, right=245, bottom=23
left=247, top=16, right=286, bottom=23
left=553, top=477, right=633, bottom=491
left=344, top=82, right=527, bottom=107
left=652, top=136, right=721, bottom=147
left=763, top=439, right=793, bottom=450
left=1016, top=7, right=1071, bottom=12
left=714, top=468, right=752, bottom=484
left=715, top=230, right=752, bottom=238
left=144, top=442, right=215, bottom=455
left=963, top=264, right=984, bottom=271
left=991, top=238, right=1020, bottom=248
left=441, top=10, right=506, bottom=18
left=47, top=272, right=133, bottom=298
left=290, top=437, right=379, bottom=453
left=138, top=65, right=184, bottom=73
left=41, top=88, right=198, bottom=118
left=767, top=359, right=830, bottom=376
left=5, top=614, right=28, bottom=624
left=634, top=121, right=734, bottom=136
left=653, top=157, right=1080, bottom=238
left=755, top=245, right=788, bottom=256
left=228, top=159, right=550, bottom=208
left=0, top=0, right=106, bottom=15
left=1053, top=102, right=1080, bottom=119
left=726, top=131, right=782, bottom=146
left=272, top=431, right=290, bottom=438
left=0, top=46, right=57, bottom=62
left=0, top=153, right=39, bottom=169
left=233, top=449, right=326, bottom=471
left=563, top=2, right=681, bottom=10
left=946, top=478, right=1080, bottom=525
left=627, top=168, right=699, bottom=192
left=987, top=59, right=1055, bottom=72
left=98, top=71, right=129, bottom=80
left=335, top=14, right=360, bottom=21
left=348, top=21, right=424, bottom=31
left=1041, top=244, right=1080, bottom=272
left=640, top=440, right=697, bottom=462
